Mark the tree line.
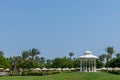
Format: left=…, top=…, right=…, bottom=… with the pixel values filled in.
left=98, top=46, right=120, bottom=68
left=0, top=46, right=120, bottom=74
left=0, top=48, right=80, bottom=74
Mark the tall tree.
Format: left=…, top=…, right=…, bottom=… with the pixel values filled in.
left=116, top=53, right=120, bottom=58
left=40, top=57, right=45, bottom=68
left=29, top=48, right=40, bottom=60
left=45, top=59, right=52, bottom=68
left=0, top=56, right=10, bottom=68
left=73, top=58, right=80, bottom=68
left=69, top=52, right=74, bottom=59
left=0, top=51, right=4, bottom=56
left=99, top=54, right=106, bottom=63
left=52, top=57, right=74, bottom=68
left=96, top=59, right=104, bottom=68
left=21, top=50, right=30, bottom=61
left=34, top=56, right=41, bottom=68
left=9, top=56, right=22, bottom=75
left=105, top=46, right=115, bottom=62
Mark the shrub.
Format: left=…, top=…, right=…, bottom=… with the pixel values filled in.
left=22, top=72, right=44, bottom=76
left=22, top=71, right=62, bottom=76
left=108, top=70, right=120, bottom=75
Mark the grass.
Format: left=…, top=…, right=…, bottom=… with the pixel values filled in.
left=0, top=71, right=120, bottom=80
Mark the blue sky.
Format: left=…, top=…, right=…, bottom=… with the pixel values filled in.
left=0, top=0, right=120, bottom=59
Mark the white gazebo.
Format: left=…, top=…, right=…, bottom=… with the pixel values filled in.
left=79, top=50, right=98, bottom=72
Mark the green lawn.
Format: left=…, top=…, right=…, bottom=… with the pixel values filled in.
left=0, top=71, right=120, bottom=80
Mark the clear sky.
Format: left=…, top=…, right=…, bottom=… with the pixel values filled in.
left=0, top=0, right=120, bottom=59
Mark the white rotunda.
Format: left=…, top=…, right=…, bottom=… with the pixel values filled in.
left=79, top=50, right=98, bottom=72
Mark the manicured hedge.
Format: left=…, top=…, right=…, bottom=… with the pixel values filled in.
left=108, top=70, right=120, bottom=75
left=22, top=71, right=62, bottom=76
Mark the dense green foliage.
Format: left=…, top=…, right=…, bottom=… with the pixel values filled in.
left=0, top=56, right=10, bottom=68
left=1, top=46, right=120, bottom=76
left=22, top=71, right=61, bottom=76
left=105, top=46, right=115, bottom=62
left=106, top=57, right=120, bottom=68
left=52, top=57, right=74, bottom=68
left=108, top=70, right=120, bottom=75
left=1, top=72, right=120, bottom=80
left=96, top=59, right=104, bottom=68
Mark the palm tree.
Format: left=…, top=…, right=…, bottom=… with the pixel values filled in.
left=0, top=51, right=4, bottom=56
left=40, top=57, right=45, bottom=68
left=116, top=53, right=120, bottom=58
left=99, top=54, right=106, bottom=63
left=69, top=52, right=74, bottom=59
left=29, top=48, right=40, bottom=60
left=21, top=50, right=30, bottom=61
left=10, top=56, right=22, bottom=75
left=105, top=46, right=115, bottom=62
left=46, top=59, right=52, bottom=68
left=34, top=56, right=41, bottom=68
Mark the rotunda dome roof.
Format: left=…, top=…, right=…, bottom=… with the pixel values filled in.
left=79, top=50, right=98, bottom=59
left=84, top=50, right=92, bottom=55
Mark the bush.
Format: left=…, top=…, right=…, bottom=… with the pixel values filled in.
left=108, top=70, right=120, bottom=75
left=22, top=72, right=44, bottom=76
left=22, top=71, right=61, bottom=76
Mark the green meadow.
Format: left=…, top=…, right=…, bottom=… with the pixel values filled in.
left=0, top=72, right=120, bottom=80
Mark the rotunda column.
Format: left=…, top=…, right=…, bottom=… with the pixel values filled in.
left=94, top=59, right=96, bottom=72
left=93, top=59, right=95, bottom=72
left=85, top=59, right=87, bottom=72
left=89, top=59, right=90, bottom=72
left=80, top=59, right=82, bottom=72
left=92, top=59, right=94, bottom=72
